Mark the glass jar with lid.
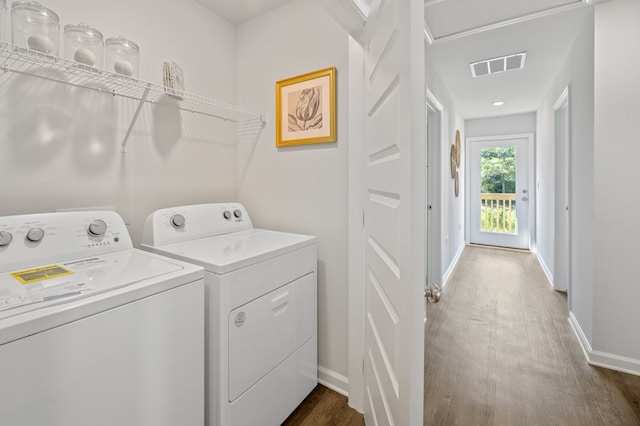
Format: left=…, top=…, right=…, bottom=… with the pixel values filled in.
left=64, top=23, right=103, bottom=67
left=11, top=1, right=59, bottom=54
left=105, top=36, right=139, bottom=78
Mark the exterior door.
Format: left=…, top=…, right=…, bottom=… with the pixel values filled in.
left=468, top=135, right=532, bottom=249
left=362, top=0, right=426, bottom=424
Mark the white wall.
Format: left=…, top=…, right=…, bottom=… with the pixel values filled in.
left=536, top=88, right=559, bottom=283
left=425, top=46, right=467, bottom=284
left=538, top=6, right=596, bottom=350
left=466, top=113, right=536, bottom=138
left=236, top=0, right=350, bottom=391
left=0, top=0, right=240, bottom=245
left=592, top=0, right=640, bottom=368
left=424, top=52, right=465, bottom=284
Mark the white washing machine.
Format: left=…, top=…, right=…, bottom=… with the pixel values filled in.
left=0, top=211, right=205, bottom=426
left=141, top=203, right=317, bottom=426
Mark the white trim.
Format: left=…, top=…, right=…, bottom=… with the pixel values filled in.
left=569, top=313, right=640, bottom=377
left=568, top=311, right=592, bottom=361
left=318, top=366, right=350, bottom=397
left=426, top=88, right=443, bottom=112
left=347, top=35, right=365, bottom=414
left=423, top=22, right=435, bottom=45
left=553, top=86, right=569, bottom=110
left=590, top=352, right=640, bottom=377
left=534, top=249, right=554, bottom=288
left=442, top=241, right=465, bottom=287
left=430, top=2, right=589, bottom=44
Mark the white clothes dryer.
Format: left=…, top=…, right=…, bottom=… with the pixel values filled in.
left=0, top=211, right=205, bottom=426
left=141, top=203, right=317, bottom=426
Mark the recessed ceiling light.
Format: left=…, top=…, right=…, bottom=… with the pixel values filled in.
left=493, top=101, right=505, bottom=106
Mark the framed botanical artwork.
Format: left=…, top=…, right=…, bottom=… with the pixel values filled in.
left=275, top=67, right=336, bottom=147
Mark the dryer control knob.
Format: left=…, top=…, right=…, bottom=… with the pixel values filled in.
left=170, top=214, right=186, bottom=228
left=0, top=231, right=13, bottom=246
left=88, top=220, right=107, bottom=236
left=233, top=209, right=242, bottom=219
left=26, top=227, right=45, bottom=242
left=223, top=210, right=232, bottom=220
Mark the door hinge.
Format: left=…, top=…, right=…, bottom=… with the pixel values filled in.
left=363, top=210, right=365, bottom=227
left=362, top=359, right=365, bottom=375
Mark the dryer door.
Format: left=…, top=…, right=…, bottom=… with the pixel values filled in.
left=228, top=272, right=315, bottom=401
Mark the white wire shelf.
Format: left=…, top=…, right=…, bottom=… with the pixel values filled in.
left=0, top=41, right=266, bottom=151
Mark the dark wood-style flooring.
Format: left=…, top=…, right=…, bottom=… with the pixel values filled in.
left=283, top=385, right=364, bottom=425
left=424, top=246, right=640, bottom=425
left=287, top=245, right=640, bottom=425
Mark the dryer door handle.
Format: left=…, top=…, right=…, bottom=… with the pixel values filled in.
left=271, top=291, right=290, bottom=314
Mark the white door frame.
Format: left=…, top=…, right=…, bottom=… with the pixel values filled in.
left=465, top=133, right=536, bottom=251
left=426, top=89, right=443, bottom=288
left=553, top=86, right=571, bottom=295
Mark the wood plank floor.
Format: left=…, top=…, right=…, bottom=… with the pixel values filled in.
left=424, top=245, right=640, bottom=425
left=283, top=385, right=364, bottom=425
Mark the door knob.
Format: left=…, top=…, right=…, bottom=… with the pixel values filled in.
left=425, top=284, right=442, bottom=304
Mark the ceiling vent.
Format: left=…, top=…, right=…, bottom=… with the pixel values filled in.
left=470, top=52, right=527, bottom=78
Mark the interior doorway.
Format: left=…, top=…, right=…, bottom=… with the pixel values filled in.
left=554, top=87, right=571, bottom=293
left=426, top=91, right=443, bottom=290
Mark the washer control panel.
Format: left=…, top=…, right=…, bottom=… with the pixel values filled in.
left=0, top=211, right=133, bottom=272
left=142, top=203, right=253, bottom=247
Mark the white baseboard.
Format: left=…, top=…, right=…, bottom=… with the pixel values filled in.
left=442, top=242, right=465, bottom=287
left=568, top=311, right=592, bottom=360
left=534, top=250, right=554, bottom=288
left=569, top=312, right=640, bottom=377
left=318, top=365, right=349, bottom=397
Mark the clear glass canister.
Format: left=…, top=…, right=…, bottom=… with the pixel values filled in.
left=11, top=1, right=59, bottom=54
left=105, top=36, right=139, bottom=78
left=0, top=0, right=6, bottom=43
left=64, top=23, right=103, bottom=67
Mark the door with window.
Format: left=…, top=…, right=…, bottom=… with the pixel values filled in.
left=468, top=135, right=533, bottom=249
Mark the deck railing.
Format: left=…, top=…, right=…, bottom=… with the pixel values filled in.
left=481, top=193, right=517, bottom=233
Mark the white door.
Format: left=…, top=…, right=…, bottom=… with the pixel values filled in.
left=554, top=88, right=570, bottom=293
left=426, top=95, right=442, bottom=290
left=362, top=0, right=426, bottom=424
left=468, top=135, right=533, bottom=249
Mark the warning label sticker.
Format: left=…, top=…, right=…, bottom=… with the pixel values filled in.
left=10, top=265, right=74, bottom=285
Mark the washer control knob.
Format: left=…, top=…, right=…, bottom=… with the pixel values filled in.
left=170, top=214, right=186, bottom=228
left=88, top=220, right=107, bottom=236
left=0, top=231, right=13, bottom=246
left=26, top=227, right=45, bottom=242
left=223, top=210, right=232, bottom=220
left=233, top=209, right=242, bottom=219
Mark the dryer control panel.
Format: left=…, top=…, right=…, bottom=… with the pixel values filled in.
left=0, top=211, right=133, bottom=272
left=142, top=203, right=253, bottom=247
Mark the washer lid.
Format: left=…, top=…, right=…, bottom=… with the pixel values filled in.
left=0, top=249, right=189, bottom=321
left=148, top=228, right=316, bottom=274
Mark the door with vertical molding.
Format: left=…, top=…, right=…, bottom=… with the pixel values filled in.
left=361, top=0, right=426, bottom=424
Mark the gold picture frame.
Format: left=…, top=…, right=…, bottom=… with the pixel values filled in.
left=276, top=67, right=336, bottom=147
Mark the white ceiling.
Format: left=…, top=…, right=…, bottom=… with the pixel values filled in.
left=194, top=0, right=592, bottom=120
left=424, top=0, right=583, bottom=39
left=426, top=0, right=592, bottom=118
left=194, top=0, right=293, bottom=24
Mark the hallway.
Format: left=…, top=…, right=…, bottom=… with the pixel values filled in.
left=424, top=246, right=640, bottom=425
